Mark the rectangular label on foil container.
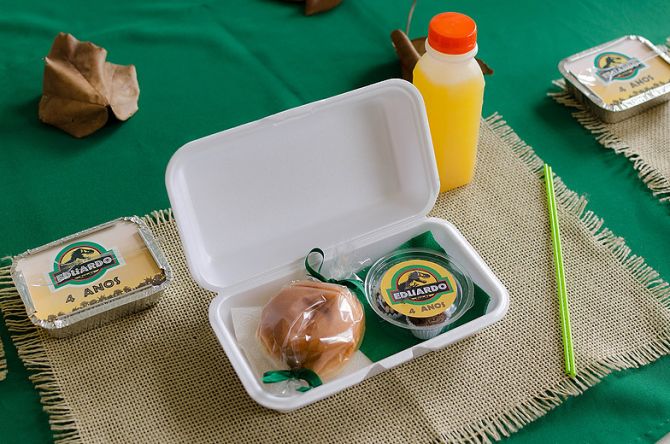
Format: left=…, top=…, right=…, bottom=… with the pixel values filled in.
left=566, top=37, right=670, bottom=106
left=14, top=220, right=166, bottom=322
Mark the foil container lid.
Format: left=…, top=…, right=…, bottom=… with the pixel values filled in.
left=559, top=35, right=670, bottom=114
left=10, top=216, right=172, bottom=333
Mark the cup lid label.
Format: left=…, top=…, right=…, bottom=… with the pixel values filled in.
left=380, top=259, right=457, bottom=318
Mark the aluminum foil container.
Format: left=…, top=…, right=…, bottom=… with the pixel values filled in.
left=559, top=35, right=670, bottom=123
left=11, top=216, right=172, bottom=338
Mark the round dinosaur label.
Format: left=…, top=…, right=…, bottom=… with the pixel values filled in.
left=379, top=259, right=457, bottom=318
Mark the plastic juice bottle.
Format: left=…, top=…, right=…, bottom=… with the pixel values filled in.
left=413, top=12, right=485, bottom=192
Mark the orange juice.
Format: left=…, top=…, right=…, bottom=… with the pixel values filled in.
left=413, top=12, right=485, bottom=192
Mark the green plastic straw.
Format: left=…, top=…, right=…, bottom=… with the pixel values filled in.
left=543, top=164, right=576, bottom=378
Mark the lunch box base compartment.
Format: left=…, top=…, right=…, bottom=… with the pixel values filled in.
left=209, top=217, right=509, bottom=412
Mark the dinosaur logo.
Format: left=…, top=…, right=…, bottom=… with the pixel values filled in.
left=49, top=241, right=120, bottom=288
left=388, top=267, right=451, bottom=304
left=398, top=270, right=432, bottom=291
left=595, top=51, right=645, bottom=83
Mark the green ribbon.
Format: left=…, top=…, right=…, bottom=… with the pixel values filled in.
left=304, top=248, right=366, bottom=297
left=262, top=368, right=323, bottom=392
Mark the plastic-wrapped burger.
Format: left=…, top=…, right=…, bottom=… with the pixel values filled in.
left=365, top=248, right=473, bottom=340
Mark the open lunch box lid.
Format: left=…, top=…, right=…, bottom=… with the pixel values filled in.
left=166, top=80, right=439, bottom=293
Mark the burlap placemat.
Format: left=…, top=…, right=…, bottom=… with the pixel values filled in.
left=0, top=339, right=5, bottom=381
left=1, top=115, right=669, bottom=444
left=551, top=78, right=670, bottom=203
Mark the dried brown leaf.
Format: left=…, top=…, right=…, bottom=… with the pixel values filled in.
left=391, top=29, right=421, bottom=82
left=38, top=33, right=140, bottom=138
left=305, top=0, right=342, bottom=15
left=281, top=0, right=342, bottom=15
left=105, top=62, right=139, bottom=121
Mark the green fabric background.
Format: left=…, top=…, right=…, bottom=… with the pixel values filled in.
left=0, top=0, right=669, bottom=442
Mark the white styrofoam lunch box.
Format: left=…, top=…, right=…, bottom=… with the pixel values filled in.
left=165, top=79, right=509, bottom=411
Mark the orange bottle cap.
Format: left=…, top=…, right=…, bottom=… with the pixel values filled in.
left=428, top=12, right=477, bottom=55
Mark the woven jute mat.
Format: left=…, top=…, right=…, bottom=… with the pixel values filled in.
left=0, top=339, right=5, bottom=381
left=551, top=77, right=670, bottom=203
left=1, top=114, right=670, bottom=444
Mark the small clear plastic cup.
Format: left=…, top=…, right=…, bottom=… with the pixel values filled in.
left=364, top=248, right=474, bottom=340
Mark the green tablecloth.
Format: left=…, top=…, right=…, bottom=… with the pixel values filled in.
left=1, top=0, right=668, bottom=442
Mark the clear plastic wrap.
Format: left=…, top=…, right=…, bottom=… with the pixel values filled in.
left=257, top=279, right=365, bottom=384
